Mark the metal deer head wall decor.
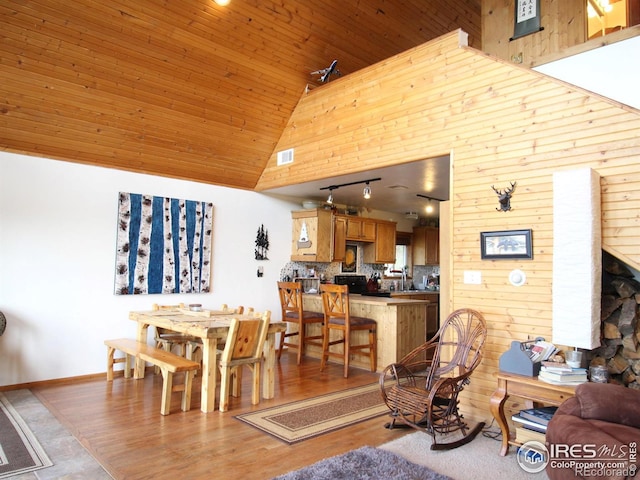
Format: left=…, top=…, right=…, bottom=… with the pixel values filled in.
left=491, top=181, right=517, bottom=212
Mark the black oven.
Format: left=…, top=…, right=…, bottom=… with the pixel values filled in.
left=333, top=275, right=367, bottom=294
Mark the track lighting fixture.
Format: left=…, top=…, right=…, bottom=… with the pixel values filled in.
left=326, top=189, right=334, bottom=204
left=416, top=194, right=445, bottom=214
left=320, top=177, right=381, bottom=204
left=363, top=182, right=371, bottom=199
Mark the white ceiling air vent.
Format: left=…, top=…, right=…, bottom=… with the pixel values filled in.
left=277, top=148, right=294, bottom=166
left=405, top=212, right=419, bottom=220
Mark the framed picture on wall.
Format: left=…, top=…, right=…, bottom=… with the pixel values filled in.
left=342, top=244, right=357, bottom=272
left=511, top=0, right=543, bottom=41
left=480, top=229, right=532, bottom=260
left=113, top=192, right=214, bottom=295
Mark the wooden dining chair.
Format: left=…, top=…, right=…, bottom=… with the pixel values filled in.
left=185, top=304, right=246, bottom=364
left=217, top=310, right=270, bottom=412
left=152, top=303, right=197, bottom=359
left=319, top=284, right=377, bottom=378
left=277, top=281, right=324, bottom=364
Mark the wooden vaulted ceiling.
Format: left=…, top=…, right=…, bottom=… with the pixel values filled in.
left=0, top=0, right=481, bottom=190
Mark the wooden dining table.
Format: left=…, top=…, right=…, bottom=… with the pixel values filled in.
left=129, top=309, right=287, bottom=413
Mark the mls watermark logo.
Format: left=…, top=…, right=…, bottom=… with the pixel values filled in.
left=517, top=441, right=638, bottom=476
left=517, top=441, right=549, bottom=473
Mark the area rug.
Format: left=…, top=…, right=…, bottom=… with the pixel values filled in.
left=235, top=383, right=388, bottom=444
left=0, top=392, right=52, bottom=479
left=379, top=430, right=551, bottom=480
left=272, top=446, right=452, bottom=480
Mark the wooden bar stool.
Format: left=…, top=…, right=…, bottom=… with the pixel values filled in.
left=319, top=283, right=377, bottom=378
left=277, top=281, right=324, bottom=365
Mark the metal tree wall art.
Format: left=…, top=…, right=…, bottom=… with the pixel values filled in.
left=491, top=181, right=517, bottom=212
left=255, top=224, right=269, bottom=260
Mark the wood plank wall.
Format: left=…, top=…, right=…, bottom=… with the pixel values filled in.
left=257, top=30, right=640, bottom=422
left=482, top=0, right=586, bottom=65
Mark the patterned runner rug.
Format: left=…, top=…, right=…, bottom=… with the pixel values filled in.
left=0, top=392, right=52, bottom=479
left=235, top=383, right=388, bottom=444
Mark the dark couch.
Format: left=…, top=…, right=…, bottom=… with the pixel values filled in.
left=545, top=382, right=640, bottom=480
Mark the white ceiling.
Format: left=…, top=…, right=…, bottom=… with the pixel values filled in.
left=262, top=155, right=450, bottom=216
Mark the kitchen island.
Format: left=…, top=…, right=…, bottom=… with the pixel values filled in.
left=300, top=294, right=431, bottom=372
left=389, top=290, right=440, bottom=338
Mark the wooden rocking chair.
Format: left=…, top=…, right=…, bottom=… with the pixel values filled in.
left=379, top=308, right=487, bottom=450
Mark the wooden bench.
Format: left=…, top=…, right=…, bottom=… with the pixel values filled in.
left=104, top=338, right=200, bottom=415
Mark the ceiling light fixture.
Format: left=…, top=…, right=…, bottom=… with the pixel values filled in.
left=416, top=194, right=445, bottom=214
left=326, top=189, right=334, bottom=204
left=319, top=177, right=381, bottom=203
left=587, top=0, right=612, bottom=17
left=214, top=0, right=231, bottom=5
left=426, top=201, right=434, bottom=214
left=363, top=182, right=372, bottom=199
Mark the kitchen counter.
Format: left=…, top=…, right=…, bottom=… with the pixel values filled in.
left=300, top=293, right=431, bottom=372
left=388, top=290, right=440, bottom=296
left=338, top=294, right=433, bottom=305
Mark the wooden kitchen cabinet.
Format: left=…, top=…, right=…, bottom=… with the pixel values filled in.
left=292, top=211, right=396, bottom=264
left=363, top=220, right=396, bottom=264
left=332, top=215, right=347, bottom=262
left=412, top=226, right=439, bottom=265
left=345, top=216, right=376, bottom=242
left=291, top=209, right=334, bottom=262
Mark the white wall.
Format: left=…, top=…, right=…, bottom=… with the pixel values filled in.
left=534, top=36, right=640, bottom=110
left=0, top=152, right=299, bottom=386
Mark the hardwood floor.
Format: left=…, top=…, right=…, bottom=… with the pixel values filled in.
left=31, top=352, right=411, bottom=480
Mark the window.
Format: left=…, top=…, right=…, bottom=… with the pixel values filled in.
left=385, top=245, right=407, bottom=276
left=384, top=232, right=412, bottom=277
left=587, top=0, right=636, bottom=39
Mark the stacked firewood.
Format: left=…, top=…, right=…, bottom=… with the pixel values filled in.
left=586, top=251, right=640, bottom=390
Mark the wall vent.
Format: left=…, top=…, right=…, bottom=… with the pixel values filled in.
left=277, top=148, right=294, bottom=166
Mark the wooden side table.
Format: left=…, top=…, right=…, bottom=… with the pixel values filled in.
left=489, top=372, right=577, bottom=456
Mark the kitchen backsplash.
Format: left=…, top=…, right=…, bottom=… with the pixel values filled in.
left=281, top=243, right=439, bottom=290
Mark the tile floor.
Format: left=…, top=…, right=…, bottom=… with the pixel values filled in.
left=2, top=389, right=111, bottom=480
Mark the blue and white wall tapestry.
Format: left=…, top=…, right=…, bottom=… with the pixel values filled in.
left=114, top=192, right=214, bottom=295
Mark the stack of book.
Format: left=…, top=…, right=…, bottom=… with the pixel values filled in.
left=527, top=340, right=558, bottom=363
left=538, top=362, right=588, bottom=385
left=512, top=406, right=558, bottom=444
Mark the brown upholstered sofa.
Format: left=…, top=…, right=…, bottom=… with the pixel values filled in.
left=545, top=382, right=640, bottom=480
